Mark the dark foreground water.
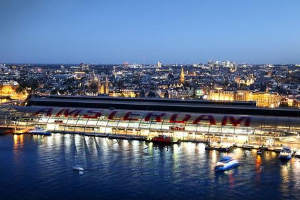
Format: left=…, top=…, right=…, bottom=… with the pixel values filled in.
left=0, top=134, right=300, bottom=200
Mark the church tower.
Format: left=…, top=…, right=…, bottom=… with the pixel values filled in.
left=180, top=68, right=185, bottom=84
left=88, top=70, right=100, bottom=95
left=104, top=76, right=109, bottom=94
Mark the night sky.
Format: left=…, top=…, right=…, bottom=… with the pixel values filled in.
left=0, top=0, right=300, bottom=64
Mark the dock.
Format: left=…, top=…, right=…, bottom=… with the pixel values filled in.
left=241, top=144, right=260, bottom=150
left=205, top=142, right=235, bottom=152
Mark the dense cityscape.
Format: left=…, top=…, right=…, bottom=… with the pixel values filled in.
left=1, top=61, right=300, bottom=108
left=1, top=0, right=300, bottom=200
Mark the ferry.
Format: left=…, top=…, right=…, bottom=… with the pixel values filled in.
left=149, top=135, right=181, bottom=144
left=28, top=127, right=52, bottom=136
left=279, top=147, right=293, bottom=160
left=214, top=156, right=239, bottom=172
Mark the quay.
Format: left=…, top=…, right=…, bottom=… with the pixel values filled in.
left=3, top=127, right=300, bottom=154
left=0, top=95, right=299, bottom=153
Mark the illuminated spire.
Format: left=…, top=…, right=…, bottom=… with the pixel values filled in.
left=180, top=67, right=185, bottom=84
left=104, top=76, right=109, bottom=94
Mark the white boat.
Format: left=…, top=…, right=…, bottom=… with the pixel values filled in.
left=29, top=127, right=51, bottom=136
left=73, top=165, right=84, bottom=171
left=215, top=156, right=239, bottom=172
left=73, top=165, right=84, bottom=175
left=279, top=147, right=292, bottom=160
left=294, top=150, right=300, bottom=158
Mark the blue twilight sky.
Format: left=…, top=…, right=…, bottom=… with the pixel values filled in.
left=0, top=0, right=300, bottom=64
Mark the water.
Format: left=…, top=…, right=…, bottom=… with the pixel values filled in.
left=0, top=134, right=299, bottom=200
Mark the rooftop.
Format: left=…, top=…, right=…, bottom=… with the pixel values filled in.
left=25, top=95, right=300, bottom=117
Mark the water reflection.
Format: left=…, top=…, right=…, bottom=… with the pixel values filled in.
left=3, top=133, right=300, bottom=200
left=13, top=134, right=24, bottom=151
left=280, top=160, right=291, bottom=194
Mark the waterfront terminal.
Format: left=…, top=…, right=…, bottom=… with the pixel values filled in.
left=0, top=95, right=300, bottom=150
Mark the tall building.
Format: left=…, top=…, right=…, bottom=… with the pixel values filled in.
left=88, top=71, right=99, bottom=95
left=80, top=63, right=89, bottom=71
left=180, top=68, right=185, bottom=84
left=88, top=72, right=109, bottom=96
left=100, top=76, right=109, bottom=95
left=157, top=62, right=162, bottom=68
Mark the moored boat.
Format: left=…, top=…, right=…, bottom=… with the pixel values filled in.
left=279, top=146, right=292, bottom=160
left=294, top=150, right=300, bottom=158
left=29, top=127, right=51, bottom=136
left=257, top=146, right=266, bottom=155
left=242, top=144, right=260, bottom=149
left=205, top=142, right=234, bottom=152
left=13, top=128, right=28, bottom=135
left=149, top=135, right=180, bottom=144
left=0, top=128, right=14, bottom=135
left=214, top=156, right=239, bottom=172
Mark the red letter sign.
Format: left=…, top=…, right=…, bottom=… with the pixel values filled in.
left=56, top=109, right=82, bottom=118
left=123, top=112, right=140, bottom=121
left=82, top=110, right=102, bottom=119
left=221, top=116, right=251, bottom=126
left=192, top=115, right=216, bottom=125
left=34, top=108, right=53, bottom=116
left=144, top=112, right=166, bottom=122
left=170, top=114, right=191, bottom=123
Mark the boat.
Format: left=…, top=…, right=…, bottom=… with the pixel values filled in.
left=13, top=128, right=28, bottom=135
left=149, top=135, right=180, bottom=144
left=279, top=146, right=293, bottom=160
left=257, top=146, right=266, bottom=155
left=28, top=127, right=51, bottom=136
left=274, top=146, right=283, bottom=153
left=0, top=128, right=14, bottom=135
left=73, top=165, right=84, bottom=174
left=214, top=156, right=239, bottom=172
left=242, top=144, right=260, bottom=149
left=108, top=134, right=129, bottom=140
left=73, top=165, right=84, bottom=171
left=205, top=142, right=234, bottom=152
left=294, top=150, right=300, bottom=158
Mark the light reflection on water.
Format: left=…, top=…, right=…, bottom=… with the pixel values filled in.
left=0, top=134, right=299, bottom=200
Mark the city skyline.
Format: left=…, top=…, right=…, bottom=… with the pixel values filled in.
left=1, top=1, right=300, bottom=200
left=1, top=0, right=300, bottom=64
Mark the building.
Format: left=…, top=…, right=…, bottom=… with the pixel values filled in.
left=208, top=89, right=235, bottom=101
left=208, top=89, right=281, bottom=108
left=87, top=71, right=100, bottom=95
left=0, top=81, right=28, bottom=101
left=180, top=68, right=185, bottom=84
left=0, top=96, right=299, bottom=145
left=0, top=81, right=19, bottom=95
left=109, top=89, right=136, bottom=98
left=87, top=72, right=109, bottom=96
left=250, top=92, right=281, bottom=108
left=157, top=62, right=162, bottom=68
